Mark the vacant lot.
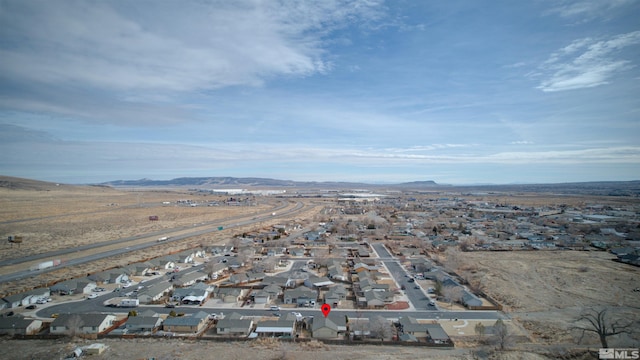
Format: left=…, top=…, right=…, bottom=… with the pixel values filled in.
left=457, top=250, right=640, bottom=346
left=0, top=337, right=585, bottom=360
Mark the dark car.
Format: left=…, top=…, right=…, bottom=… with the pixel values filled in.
left=165, top=304, right=176, bottom=308
left=26, top=305, right=37, bottom=310
left=401, top=285, right=406, bottom=290
left=408, top=278, right=415, bottom=283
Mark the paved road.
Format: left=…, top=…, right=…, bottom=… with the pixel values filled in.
left=370, top=243, right=437, bottom=311
left=37, top=297, right=502, bottom=322
left=0, top=201, right=307, bottom=283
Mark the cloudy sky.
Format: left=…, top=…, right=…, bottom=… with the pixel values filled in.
left=1, top=0, right=639, bottom=185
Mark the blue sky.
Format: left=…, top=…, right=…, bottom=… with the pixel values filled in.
left=1, top=0, right=639, bottom=185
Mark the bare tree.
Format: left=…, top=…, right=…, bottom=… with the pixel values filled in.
left=369, top=315, right=392, bottom=341
left=261, top=257, right=277, bottom=273
left=474, top=322, right=486, bottom=342
left=572, top=307, right=636, bottom=348
left=492, top=319, right=510, bottom=350
left=204, top=261, right=219, bottom=279
left=442, top=286, right=464, bottom=309
left=65, top=314, right=84, bottom=338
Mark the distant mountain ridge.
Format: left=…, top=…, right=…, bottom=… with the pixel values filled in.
left=100, top=176, right=441, bottom=188
left=3, top=175, right=638, bottom=196
left=99, top=177, right=640, bottom=196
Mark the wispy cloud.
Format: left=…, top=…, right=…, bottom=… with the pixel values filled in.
left=545, top=0, right=636, bottom=23
left=0, top=0, right=384, bottom=124
left=536, top=31, right=640, bottom=92
left=510, top=141, right=534, bottom=145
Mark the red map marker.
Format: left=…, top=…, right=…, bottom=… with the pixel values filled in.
left=321, top=303, right=331, bottom=317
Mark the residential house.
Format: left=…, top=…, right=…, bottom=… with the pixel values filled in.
left=0, top=317, right=42, bottom=335
left=311, top=314, right=347, bottom=339
left=283, top=286, right=317, bottom=306
left=398, top=316, right=429, bottom=337
left=353, top=262, right=379, bottom=273
left=461, top=290, right=483, bottom=308
left=18, top=288, right=52, bottom=305
left=87, top=271, right=109, bottom=284
left=127, top=263, right=152, bottom=276
left=124, top=316, right=163, bottom=333
left=137, top=281, right=173, bottom=304
left=205, top=262, right=227, bottom=279
left=1, top=287, right=51, bottom=308
left=262, top=276, right=293, bottom=288
left=50, top=313, right=117, bottom=335
left=361, top=289, right=388, bottom=308
left=221, top=257, right=244, bottom=269
left=254, top=319, right=296, bottom=338
left=1, top=294, right=23, bottom=309
left=216, top=287, right=245, bottom=303
left=172, top=286, right=209, bottom=305
left=149, top=257, right=176, bottom=270
left=304, top=276, right=334, bottom=289
left=216, top=313, right=254, bottom=336
left=263, top=284, right=282, bottom=298
left=425, top=323, right=451, bottom=344
left=397, top=316, right=451, bottom=344
left=50, top=279, right=96, bottom=295
left=162, top=311, right=209, bottom=334
left=251, top=289, right=271, bottom=304
left=324, top=284, right=348, bottom=308
left=172, top=271, right=208, bottom=287
left=290, top=248, right=305, bottom=257
left=177, top=249, right=195, bottom=264
left=327, top=261, right=348, bottom=281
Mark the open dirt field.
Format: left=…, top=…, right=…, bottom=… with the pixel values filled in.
left=0, top=337, right=590, bottom=360
left=457, top=250, right=640, bottom=346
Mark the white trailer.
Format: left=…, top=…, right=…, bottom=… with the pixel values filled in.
left=120, top=299, right=139, bottom=308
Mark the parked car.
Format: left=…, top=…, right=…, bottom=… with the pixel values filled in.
left=87, top=293, right=98, bottom=299
left=270, top=306, right=281, bottom=311
left=25, top=305, right=37, bottom=310
left=165, top=303, right=176, bottom=308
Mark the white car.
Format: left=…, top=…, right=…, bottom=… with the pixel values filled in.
left=86, top=293, right=98, bottom=300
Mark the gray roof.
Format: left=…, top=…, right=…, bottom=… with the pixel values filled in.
left=163, top=315, right=205, bottom=327
left=125, top=316, right=162, bottom=328
left=0, top=317, right=38, bottom=330
left=216, top=318, right=253, bottom=330
left=425, top=324, right=450, bottom=340
left=52, top=313, right=113, bottom=328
